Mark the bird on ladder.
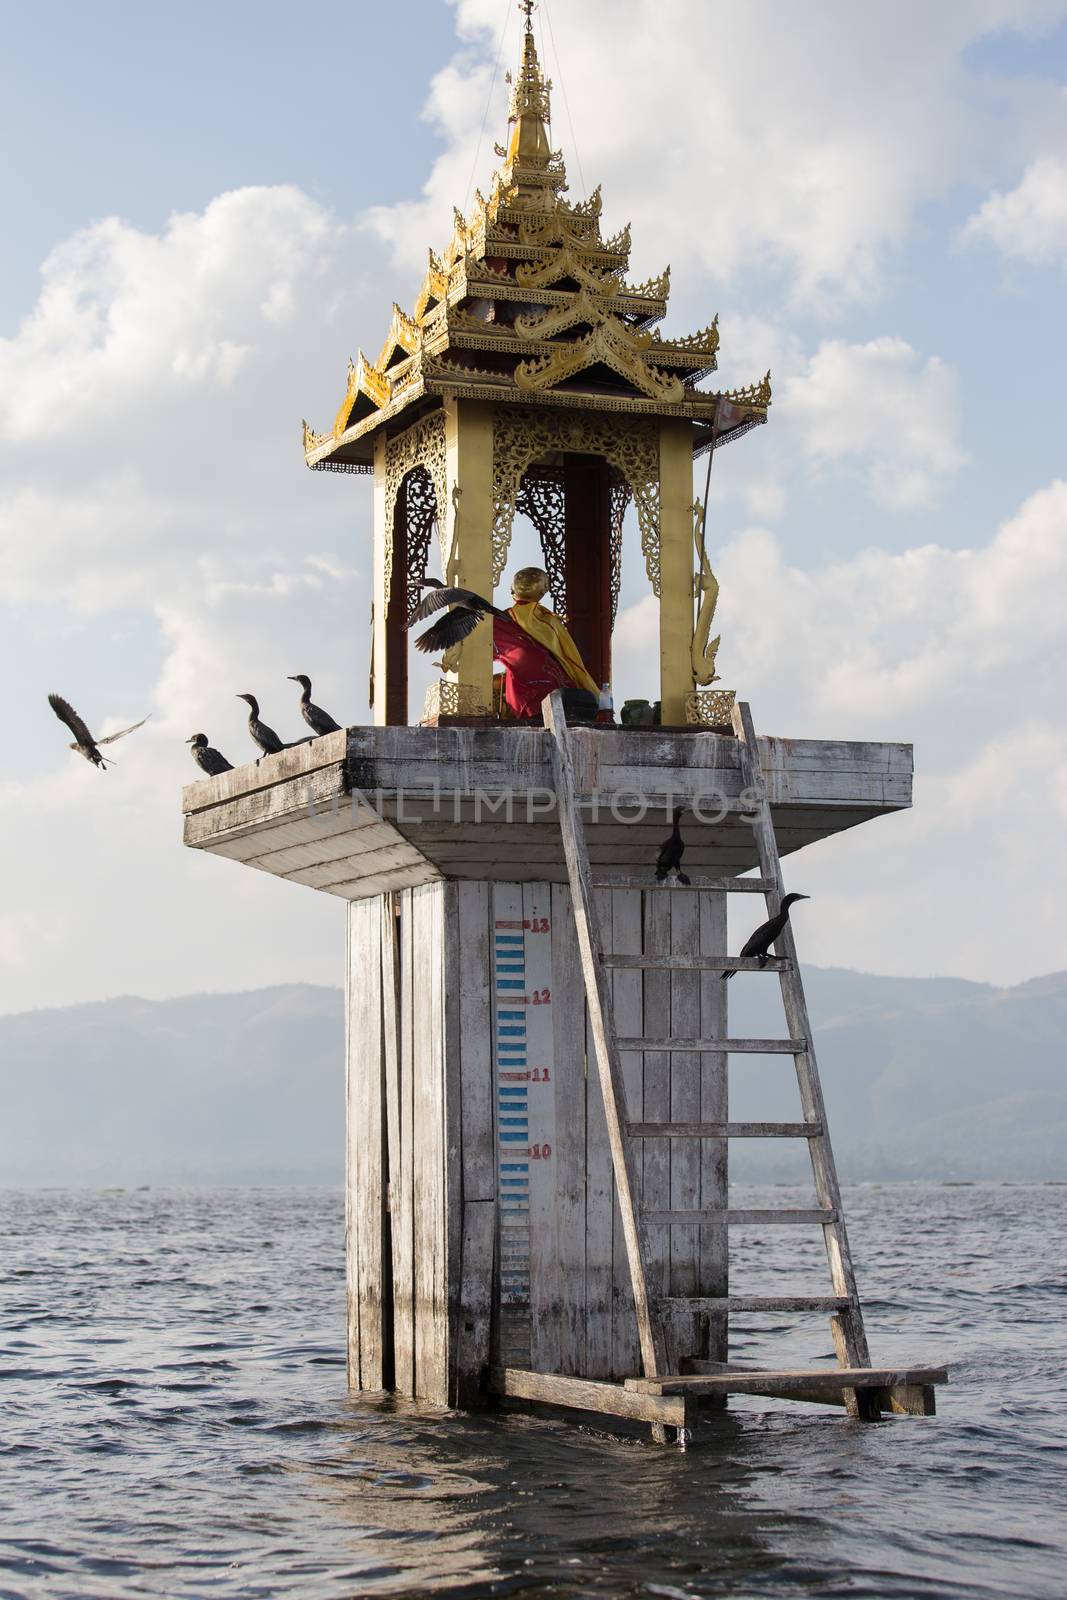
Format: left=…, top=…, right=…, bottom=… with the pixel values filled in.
left=287, top=674, right=341, bottom=737
left=656, top=807, right=691, bottom=885
left=236, top=693, right=286, bottom=757
left=409, top=579, right=506, bottom=654
left=48, top=694, right=150, bottom=770
left=722, top=893, right=809, bottom=979
left=186, top=733, right=233, bottom=775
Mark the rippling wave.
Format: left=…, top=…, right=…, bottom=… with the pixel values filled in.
left=2, top=1185, right=1064, bottom=1599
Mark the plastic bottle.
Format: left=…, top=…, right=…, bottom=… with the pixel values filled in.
left=597, top=682, right=614, bottom=725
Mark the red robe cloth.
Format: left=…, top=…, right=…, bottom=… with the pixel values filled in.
left=492, top=613, right=575, bottom=719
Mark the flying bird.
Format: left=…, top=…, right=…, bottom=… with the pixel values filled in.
left=186, top=733, right=233, bottom=776
left=721, top=892, right=809, bottom=980
left=287, top=674, right=341, bottom=737
left=655, top=807, right=690, bottom=885
left=236, top=693, right=285, bottom=756
left=47, top=693, right=149, bottom=770
left=408, top=580, right=506, bottom=654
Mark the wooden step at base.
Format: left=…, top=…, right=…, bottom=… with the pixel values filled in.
left=489, top=1366, right=686, bottom=1428
left=617, top=1036, right=804, bottom=1053
left=627, top=1120, right=822, bottom=1139
left=643, top=1208, right=835, bottom=1227
left=604, top=955, right=791, bottom=972
left=624, top=1363, right=947, bottom=1415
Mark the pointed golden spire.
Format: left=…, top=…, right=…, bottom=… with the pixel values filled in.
left=504, top=0, right=552, bottom=176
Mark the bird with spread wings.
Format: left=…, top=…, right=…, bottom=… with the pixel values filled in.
left=48, top=694, right=150, bottom=770
left=409, top=581, right=505, bottom=655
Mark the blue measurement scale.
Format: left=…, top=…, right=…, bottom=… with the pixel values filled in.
left=492, top=885, right=555, bottom=1325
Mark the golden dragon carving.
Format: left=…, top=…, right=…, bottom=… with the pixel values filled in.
left=690, top=499, right=721, bottom=686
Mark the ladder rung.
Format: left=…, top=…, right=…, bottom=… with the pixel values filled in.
left=603, top=955, right=790, bottom=972
left=658, top=1295, right=852, bottom=1313
left=617, top=1036, right=804, bottom=1053
left=590, top=876, right=773, bottom=893
left=643, top=1209, right=836, bottom=1227
left=627, top=1121, right=822, bottom=1139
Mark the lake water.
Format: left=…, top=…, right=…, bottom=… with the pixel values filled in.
left=2, top=1184, right=1065, bottom=1599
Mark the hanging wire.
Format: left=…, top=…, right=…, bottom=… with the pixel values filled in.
left=540, top=0, right=587, bottom=200
left=463, top=0, right=513, bottom=217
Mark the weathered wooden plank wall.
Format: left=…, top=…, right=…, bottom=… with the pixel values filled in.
left=346, top=896, right=385, bottom=1390
left=347, top=881, right=732, bottom=1398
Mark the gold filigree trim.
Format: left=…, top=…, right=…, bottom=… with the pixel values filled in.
left=515, top=242, right=620, bottom=293
left=421, top=681, right=492, bottom=723
left=383, top=410, right=448, bottom=609
left=491, top=407, right=662, bottom=593
left=621, top=266, right=671, bottom=300
left=513, top=285, right=635, bottom=340
left=650, top=317, right=719, bottom=357
left=684, top=689, right=736, bottom=726
left=514, top=321, right=684, bottom=403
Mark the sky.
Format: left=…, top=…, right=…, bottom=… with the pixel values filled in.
left=1, top=0, right=1066, bottom=1013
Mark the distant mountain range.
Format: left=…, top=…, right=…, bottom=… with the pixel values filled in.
left=1, top=969, right=1064, bottom=1184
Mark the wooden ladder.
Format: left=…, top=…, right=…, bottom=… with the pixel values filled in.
left=542, top=690, right=876, bottom=1420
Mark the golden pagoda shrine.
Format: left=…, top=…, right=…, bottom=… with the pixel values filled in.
left=301, top=6, right=770, bottom=728
left=184, top=5, right=945, bottom=1437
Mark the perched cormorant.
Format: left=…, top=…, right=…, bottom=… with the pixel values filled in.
left=409, top=580, right=505, bottom=654
left=48, top=693, right=149, bottom=770
left=236, top=693, right=285, bottom=756
left=186, top=733, right=233, bottom=775
left=287, top=674, right=341, bottom=736
left=721, top=893, right=809, bottom=979
left=655, top=807, right=691, bottom=885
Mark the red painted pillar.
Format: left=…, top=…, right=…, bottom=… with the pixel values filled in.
left=562, top=453, right=612, bottom=689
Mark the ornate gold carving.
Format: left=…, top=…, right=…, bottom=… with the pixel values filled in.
left=376, top=303, right=421, bottom=371
left=303, top=5, right=771, bottom=483
left=561, top=185, right=602, bottom=220
left=515, top=243, right=621, bottom=294
left=505, top=26, right=552, bottom=125
left=302, top=419, right=329, bottom=454
left=650, top=317, right=719, bottom=356
left=414, top=250, right=450, bottom=322
left=517, top=215, right=597, bottom=251
left=719, top=370, right=773, bottom=412
left=421, top=680, right=492, bottom=723
left=383, top=410, right=448, bottom=608
left=491, top=407, right=662, bottom=593
left=690, top=499, right=721, bottom=687
left=515, top=320, right=684, bottom=403
left=353, top=350, right=389, bottom=409
left=622, top=265, right=670, bottom=300
left=684, top=689, right=736, bottom=726
left=514, top=285, right=637, bottom=340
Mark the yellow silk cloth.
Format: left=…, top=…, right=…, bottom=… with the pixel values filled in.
left=508, top=601, right=600, bottom=696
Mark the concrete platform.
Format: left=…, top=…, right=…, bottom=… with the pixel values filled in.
left=181, top=724, right=912, bottom=898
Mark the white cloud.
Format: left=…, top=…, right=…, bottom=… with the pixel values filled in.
left=382, top=0, right=1067, bottom=310
left=3, top=3, right=1067, bottom=1010
left=964, top=151, right=1067, bottom=266
left=615, top=480, right=1067, bottom=982
left=780, top=337, right=966, bottom=509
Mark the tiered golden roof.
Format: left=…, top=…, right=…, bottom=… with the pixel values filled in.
left=303, top=8, right=770, bottom=470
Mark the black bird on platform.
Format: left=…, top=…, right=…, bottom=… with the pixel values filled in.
left=186, top=733, right=233, bottom=775
left=655, top=807, right=690, bottom=885
left=287, top=674, right=341, bottom=736
left=409, top=578, right=505, bottom=654
left=236, top=693, right=285, bottom=756
left=721, top=892, right=809, bottom=980
left=48, top=693, right=149, bottom=770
